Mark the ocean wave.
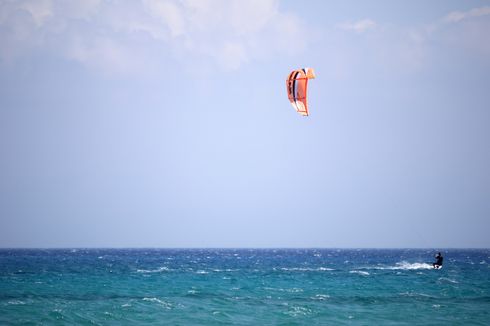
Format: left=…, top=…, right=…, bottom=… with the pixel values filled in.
left=136, top=266, right=170, bottom=273
left=312, top=294, right=330, bottom=301
left=438, top=277, right=458, bottom=284
left=280, top=267, right=334, bottom=272
left=284, top=306, right=312, bottom=317
left=142, top=297, right=173, bottom=309
left=195, top=270, right=209, bottom=274
left=350, top=270, right=370, bottom=276
left=212, top=268, right=239, bottom=272
left=369, top=262, right=434, bottom=270
left=262, top=287, right=304, bottom=293
left=399, top=292, right=433, bottom=299
left=7, top=300, right=25, bottom=305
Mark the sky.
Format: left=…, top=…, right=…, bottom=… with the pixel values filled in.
left=1, top=0, right=489, bottom=248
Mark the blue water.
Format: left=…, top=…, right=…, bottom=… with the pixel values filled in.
left=1, top=249, right=489, bottom=325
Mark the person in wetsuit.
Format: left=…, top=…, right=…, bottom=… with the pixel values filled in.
left=433, top=252, right=443, bottom=268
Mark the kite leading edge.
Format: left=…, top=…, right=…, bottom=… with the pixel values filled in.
left=286, top=68, right=316, bottom=116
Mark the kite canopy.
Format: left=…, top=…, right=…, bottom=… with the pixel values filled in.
left=286, top=68, right=316, bottom=116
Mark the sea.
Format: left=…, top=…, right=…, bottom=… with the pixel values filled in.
left=1, top=249, right=489, bottom=325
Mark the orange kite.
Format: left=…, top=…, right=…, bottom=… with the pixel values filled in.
left=286, top=68, right=316, bottom=116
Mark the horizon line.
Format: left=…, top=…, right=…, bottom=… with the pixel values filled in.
left=0, top=247, right=487, bottom=250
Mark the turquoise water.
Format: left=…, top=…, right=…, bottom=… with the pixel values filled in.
left=1, top=249, right=489, bottom=325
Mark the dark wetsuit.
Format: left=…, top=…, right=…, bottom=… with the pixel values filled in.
left=433, top=254, right=443, bottom=268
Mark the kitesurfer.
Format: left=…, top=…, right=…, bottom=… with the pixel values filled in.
left=433, top=252, right=443, bottom=268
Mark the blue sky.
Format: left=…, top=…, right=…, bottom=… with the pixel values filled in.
left=1, top=0, right=489, bottom=248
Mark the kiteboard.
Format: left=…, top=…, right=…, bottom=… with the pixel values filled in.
left=433, top=265, right=442, bottom=270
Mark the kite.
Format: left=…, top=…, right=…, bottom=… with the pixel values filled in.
left=286, top=68, right=316, bottom=116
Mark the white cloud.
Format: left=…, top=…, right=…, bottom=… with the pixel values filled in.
left=66, top=36, right=145, bottom=75
left=433, top=6, right=490, bottom=58
left=326, top=6, right=490, bottom=80
left=143, top=0, right=185, bottom=38
left=0, top=0, right=309, bottom=73
left=337, top=19, right=376, bottom=33
left=219, top=42, right=248, bottom=71
left=443, top=6, right=490, bottom=23
left=52, top=0, right=101, bottom=21
left=18, top=0, right=53, bottom=27
left=228, top=0, right=278, bottom=35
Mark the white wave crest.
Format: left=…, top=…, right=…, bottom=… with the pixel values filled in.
left=280, top=267, right=334, bottom=272
left=350, top=270, right=370, bottom=275
left=136, top=266, right=170, bottom=273
left=438, top=277, right=458, bottom=284
left=142, top=297, right=173, bottom=309
left=195, top=270, right=209, bottom=274
left=312, top=294, right=330, bottom=301
left=372, top=261, right=434, bottom=270
left=212, top=268, right=239, bottom=272
left=8, top=300, right=25, bottom=305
